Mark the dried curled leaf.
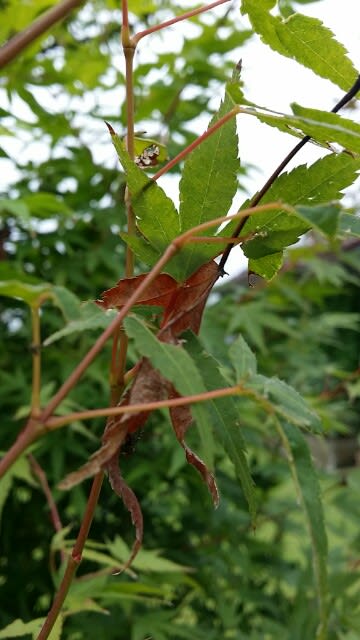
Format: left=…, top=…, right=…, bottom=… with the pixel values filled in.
left=96, top=273, right=176, bottom=310
left=58, top=359, right=168, bottom=490
left=160, top=260, right=219, bottom=339
left=169, top=389, right=219, bottom=507
left=60, top=261, right=221, bottom=568
left=106, top=455, right=143, bottom=574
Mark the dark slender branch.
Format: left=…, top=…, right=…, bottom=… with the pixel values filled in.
left=0, top=0, right=85, bottom=69
left=37, top=473, right=103, bottom=640
left=29, top=454, right=66, bottom=566
left=218, top=74, right=360, bottom=273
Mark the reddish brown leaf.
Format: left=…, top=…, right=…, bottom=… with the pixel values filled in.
left=169, top=390, right=219, bottom=508
left=59, top=360, right=168, bottom=490
left=183, top=444, right=219, bottom=508
left=59, top=261, right=221, bottom=534
left=57, top=428, right=129, bottom=490
left=96, top=273, right=176, bottom=310
left=169, top=403, right=193, bottom=440
left=106, top=454, right=143, bottom=574
left=160, top=260, right=219, bottom=339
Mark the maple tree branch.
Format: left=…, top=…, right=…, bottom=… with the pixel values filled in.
left=174, top=201, right=291, bottom=246
left=36, top=472, right=103, bottom=640
left=117, top=1, right=137, bottom=385
left=29, top=454, right=63, bottom=534
left=0, top=419, right=45, bottom=480
left=152, top=108, right=239, bottom=180
left=29, top=454, right=66, bottom=567
left=133, top=0, right=231, bottom=44
left=38, top=8, right=137, bottom=630
left=0, top=201, right=287, bottom=480
left=0, top=0, right=85, bottom=69
left=45, top=384, right=248, bottom=430
left=218, top=73, right=360, bottom=273
left=30, top=304, right=42, bottom=418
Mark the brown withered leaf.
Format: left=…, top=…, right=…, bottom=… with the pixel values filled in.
left=57, top=427, right=129, bottom=490
left=58, top=359, right=168, bottom=490
left=96, top=273, right=176, bottom=310
left=106, top=454, right=143, bottom=574
left=169, top=390, right=219, bottom=508
left=160, top=260, right=219, bottom=339
left=60, top=260, right=221, bottom=566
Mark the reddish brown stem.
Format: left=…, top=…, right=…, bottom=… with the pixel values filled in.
left=0, top=0, right=85, bottom=69
left=29, top=454, right=65, bottom=565
left=122, top=0, right=129, bottom=30
left=153, top=108, right=238, bottom=181
left=37, top=472, right=103, bottom=640
left=0, top=418, right=44, bottom=479
left=0, top=200, right=286, bottom=480
left=46, top=383, right=248, bottom=430
left=30, top=304, right=42, bottom=418
left=29, top=454, right=63, bottom=534
left=133, top=0, right=231, bottom=44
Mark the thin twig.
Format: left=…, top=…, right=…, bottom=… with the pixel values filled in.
left=0, top=0, right=85, bottom=69
left=46, top=383, right=247, bottom=430
left=133, top=0, right=231, bottom=44
left=36, top=472, right=103, bottom=640
left=0, top=202, right=286, bottom=480
left=153, top=108, right=239, bottom=180
left=0, top=201, right=286, bottom=470
left=28, top=454, right=65, bottom=565
left=29, top=455, right=63, bottom=534
left=218, top=73, right=360, bottom=273
left=30, top=304, right=42, bottom=418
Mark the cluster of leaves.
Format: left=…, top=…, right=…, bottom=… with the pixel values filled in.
left=1, top=0, right=360, bottom=639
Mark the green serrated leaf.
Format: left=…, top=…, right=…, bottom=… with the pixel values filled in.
left=0, top=469, right=13, bottom=527
left=185, top=332, right=257, bottom=521
left=292, top=104, right=360, bottom=153
left=248, top=251, right=284, bottom=280
left=109, top=131, right=180, bottom=251
left=276, top=422, right=328, bottom=637
left=238, top=153, right=360, bottom=278
left=0, top=198, right=30, bottom=221
left=22, top=192, right=73, bottom=218
left=44, top=302, right=116, bottom=346
left=0, top=618, right=44, bottom=639
left=109, top=537, right=190, bottom=573
left=241, top=0, right=357, bottom=90
left=229, top=335, right=257, bottom=379
left=178, top=92, right=238, bottom=276
left=52, top=285, right=82, bottom=321
left=295, top=202, right=341, bottom=237
left=124, top=315, right=215, bottom=468
left=0, top=454, right=34, bottom=526
left=252, top=374, right=322, bottom=433
left=238, top=104, right=360, bottom=154
left=0, top=280, right=52, bottom=307
left=120, top=231, right=161, bottom=267
left=338, top=212, right=360, bottom=238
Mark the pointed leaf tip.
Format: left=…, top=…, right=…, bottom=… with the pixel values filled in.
left=105, top=121, right=116, bottom=136
left=107, top=455, right=143, bottom=573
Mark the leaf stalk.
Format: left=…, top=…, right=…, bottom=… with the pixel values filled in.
left=36, top=472, right=104, bottom=640
left=133, top=0, right=231, bottom=44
